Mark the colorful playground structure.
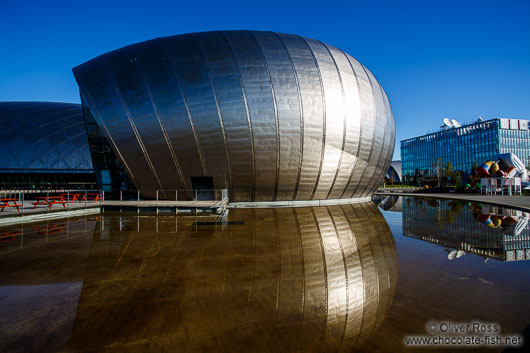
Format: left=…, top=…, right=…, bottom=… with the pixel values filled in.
left=464, top=153, right=528, bottom=194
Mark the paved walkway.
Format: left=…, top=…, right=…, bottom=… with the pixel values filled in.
left=0, top=202, right=100, bottom=218
left=374, top=191, right=530, bottom=212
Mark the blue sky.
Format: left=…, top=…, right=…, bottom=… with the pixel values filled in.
left=1, top=0, right=529, bottom=160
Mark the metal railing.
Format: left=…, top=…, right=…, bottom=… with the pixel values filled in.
left=108, top=189, right=229, bottom=202
left=0, top=189, right=229, bottom=216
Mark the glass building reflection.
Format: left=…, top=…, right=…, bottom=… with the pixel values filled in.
left=0, top=217, right=98, bottom=353
left=0, top=203, right=398, bottom=352
left=399, top=197, right=530, bottom=262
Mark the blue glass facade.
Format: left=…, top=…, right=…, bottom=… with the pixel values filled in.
left=401, top=118, right=530, bottom=179
left=0, top=102, right=96, bottom=188
left=0, top=102, right=93, bottom=171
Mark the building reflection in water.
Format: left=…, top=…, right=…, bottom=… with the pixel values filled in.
left=395, top=197, right=530, bottom=262
left=372, top=195, right=401, bottom=212
left=0, top=216, right=99, bottom=280
left=61, top=203, right=397, bottom=352
left=0, top=217, right=99, bottom=353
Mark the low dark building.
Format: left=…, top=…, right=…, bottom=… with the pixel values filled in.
left=0, top=102, right=95, bottom=189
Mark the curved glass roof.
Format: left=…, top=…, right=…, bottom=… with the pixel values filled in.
left=0, top=102, right=93, bottom=172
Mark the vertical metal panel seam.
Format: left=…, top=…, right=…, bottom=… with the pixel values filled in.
left=244, top=208, right=257, bottom=325
left=247, top=30, right=280, bottom=200
left=370, top=82, right=394, bottom=195
left=341, top=204, right=366, bottom=349
left=76, top=86, right=136, bottom=181
left=273, top=208, right=281, bottom=326
left=309, top=206, right=329, bottom=341
left=337, top=50, right=363, bottom=198
left=104, top=58, right=164, bottom=191
left=370, top=201, right=395, bottom=324
left=361, top=78, right=389, bottom=197
left=135, top=60, right=187, bottom=192
left=159, top=216, right=187, bottom=286
left=356, top=65, right=379, bottom=197
left=219, top=221, right=233, bottom=298
left=386, top=89, right=397, bottom=171
left=189, top=33, right=233, bottom=195
left=360, top=70, right=387, bottom=197
left=345, top=58, right=376, bottom=198
left=163, top=42, right=207, bottom=176
left=274, top=33, right=305, bottom=201
left=327, top=206, right=350, bottom=350
left=320, top=42, right=347, bottom=199
left=221, top=31, right=257, bottom=202
left=298, top=36, right=327, bottom=201
left=358, top=203, right=382, bottom=339
left=375, top=83, right=395, bottom=195
left=292, top=207, right=305, bottom=321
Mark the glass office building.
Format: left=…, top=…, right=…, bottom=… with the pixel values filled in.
left=401, top=118, right=530, bottom=180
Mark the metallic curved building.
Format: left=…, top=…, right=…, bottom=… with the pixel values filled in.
left=0, top=101, right=94, bottom=188
left=385, top=160, right=402, bottom=183
left=73, top=30, right=395, bottom=202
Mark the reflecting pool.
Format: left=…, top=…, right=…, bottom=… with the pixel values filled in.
left=1, top=198, right=529, bottom=352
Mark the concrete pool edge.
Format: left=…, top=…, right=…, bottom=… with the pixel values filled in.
left=0, top=207, right=101, bottom=227
left=229, top=197, right=373, bottom=208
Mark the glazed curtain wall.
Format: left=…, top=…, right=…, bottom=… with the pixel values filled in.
left=74, top=31, right=395, bottom=201
left=0, top=102, right=93, bottom=172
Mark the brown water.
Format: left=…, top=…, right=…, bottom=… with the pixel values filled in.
left=0, top=198, right=529, bottom=352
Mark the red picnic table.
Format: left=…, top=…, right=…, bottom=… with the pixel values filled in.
left=0, top=198, right=22, bottom=213
left=79, top=193, right=102, bottom=202
left=33, top=223, right=66, bottom=235
left=0, top=229, right=22, bottom=243
left=59, top=193, right=81, bottom=202
left=32, top=196, right=67, bottom=209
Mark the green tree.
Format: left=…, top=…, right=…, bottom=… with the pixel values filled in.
left=472, top=161, right=479, bottom=173
left=444, top=161, right=455, bottom=186
left=453, top=171, right=463, bottom=186
left=433, top=157, right=443, bottom=187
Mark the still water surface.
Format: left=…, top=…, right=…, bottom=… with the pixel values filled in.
left=0, top=197, right=529, bottom=352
